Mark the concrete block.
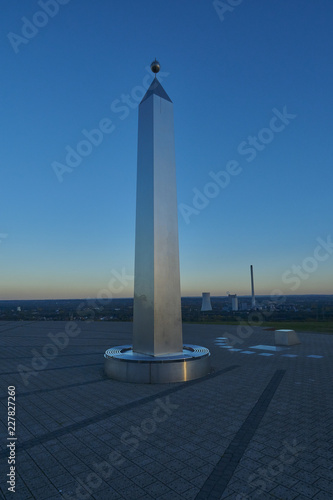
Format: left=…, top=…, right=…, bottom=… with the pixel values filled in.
left=275, top=329, right=301, bottom=346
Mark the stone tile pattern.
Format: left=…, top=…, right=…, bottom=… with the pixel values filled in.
left=0, top=321, right=332, bottom=499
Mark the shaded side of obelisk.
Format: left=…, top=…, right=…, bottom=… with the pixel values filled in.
left=132, top=77, right=183, bottom=356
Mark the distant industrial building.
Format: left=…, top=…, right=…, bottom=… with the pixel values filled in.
left=229, top=294, right=238, bottom=312
left=201, top=292, right=212, bottom=311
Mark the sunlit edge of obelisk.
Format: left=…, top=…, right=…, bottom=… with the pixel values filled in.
left=104, top=60, right=210, bottom=383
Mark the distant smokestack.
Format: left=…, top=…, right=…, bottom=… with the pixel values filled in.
left=201, top=292, right=212, bottom=311
left=250, top=265, right=256, bottom=309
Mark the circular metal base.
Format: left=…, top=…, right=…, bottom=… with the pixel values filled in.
left=104, top=344, right=210, bottom=383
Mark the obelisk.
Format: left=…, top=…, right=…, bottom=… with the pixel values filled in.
left=132, top=60, right=183, bottom=356
left=104, top=61, right=210, bottom=383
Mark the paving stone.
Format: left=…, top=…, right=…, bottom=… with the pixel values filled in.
left=131, top=455, right=155, bottom=467
left=198, top=463, right=213, bottom=475
left=313, top=456, right=333, bottom=469
left=164, top=458, right=186, bottom=471
left=167, top=477, right=193, bottom=494
left=153, top=469, right=179, bottom=484
left=233, top=466, right=255, bottom=482
left=277, top=473, right=300, bottom=488
left=114, top=483, right=147, bottom=498
left=185, top=456, right=208, bottom=468
left=144, top=480, right=172, bottom=498
left=50, top=473, right=77, bottom=488
left=191, top=473, right=207, bottom=488
left=292, top=480, right=321, bottom=498
left=22, top=475, right=53, bottom=491
left=294, top=496, right=318, bottom=500
left=178, top=467, right=200, bottom=480
left=1, top=322, right=332, bottom=500
left=131, top=472, right=156, bottom=488
left=270, top=484, right=299, bottom=499
left=158, top=492, right=184, bottom=500
left=293, top=469, right=321, bottom=484
left=221, top=489, right=240, bottom=499
left=313, top=478, right=333, bottom=494
left=142, top=461, right=165, bottom=475
left=181, top=486, right=201, bottom=498
left=314, top=467, right=333, bottom=481
left=27, top=484, right=60, bottom=499
left=119, top=464, right=143, bottom=479
left=92, top=487, right=123, bottom=499
left=313, top=491, right=333, bottom=500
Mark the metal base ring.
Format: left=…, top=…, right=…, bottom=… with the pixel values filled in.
left=104, top=344, right=211, bottom=384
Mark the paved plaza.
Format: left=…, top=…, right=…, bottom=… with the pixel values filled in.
left=0, top=320, right=332, bottom=499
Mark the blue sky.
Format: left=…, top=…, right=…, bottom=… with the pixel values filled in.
left=1, top=0, right=332, bottom=299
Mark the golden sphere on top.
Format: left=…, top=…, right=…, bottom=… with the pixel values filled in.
left=151, top=59, right=160, bottom=74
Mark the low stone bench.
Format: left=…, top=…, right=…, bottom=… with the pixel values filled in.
left=275, top=329, right=301, bottom=346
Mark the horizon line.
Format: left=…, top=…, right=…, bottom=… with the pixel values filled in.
left=0, top=293, right=332, bottom=302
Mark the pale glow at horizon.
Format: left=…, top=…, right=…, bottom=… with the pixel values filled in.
left=1, top=2, right=332, bottom=301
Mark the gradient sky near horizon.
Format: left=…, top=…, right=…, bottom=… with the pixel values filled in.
left=1, top=0, right=332, bottom=300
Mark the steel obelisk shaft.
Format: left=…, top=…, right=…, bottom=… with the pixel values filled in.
left=133, top=78, right=183, bottom=356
